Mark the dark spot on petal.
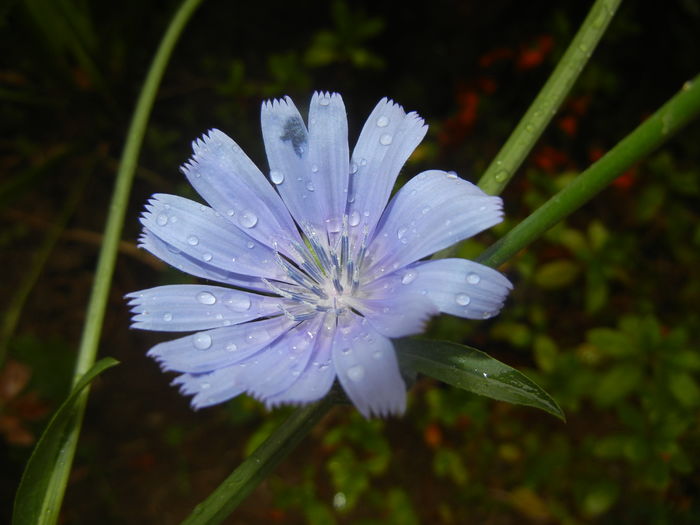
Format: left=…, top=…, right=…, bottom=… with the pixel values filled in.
left=280, top=116, right=308, bottom=158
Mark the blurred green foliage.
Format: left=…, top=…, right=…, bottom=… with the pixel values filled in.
left=2, top=0, right=700, bottom=523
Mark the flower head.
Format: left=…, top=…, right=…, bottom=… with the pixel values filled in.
left=127, top=92, right=512, bottom=417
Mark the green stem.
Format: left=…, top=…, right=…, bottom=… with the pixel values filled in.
left=477, top=0, right=622, bottom=196
left=37, top=1, right=205, bottom=523
left=181, top=397, right=335, bottom=525
left=478, top=75, right=700, bottom=268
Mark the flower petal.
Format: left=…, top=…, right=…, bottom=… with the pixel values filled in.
left=181, top=129, right=302, bottom=258
left=138, top=230, right=271, bottom=293
left=265, top=315, right=336, bottom=407
left=347, top=98, right=427, bottom=239
left=365, top=258, right=513, bottom=320
left=307, top=92, right=350, bottom=232
left=332, top=314, right=406, bottom=417
left=126, top=284, right=282, bottom=332
left=367, top=170, right=503, bottom=271
left=141, top=193, right=287, bottom=280
left=260, top=96, right=319, bottom=231
left=147, top=316, right=295, bottom=374
left=353, top=290, right=437, bottom=338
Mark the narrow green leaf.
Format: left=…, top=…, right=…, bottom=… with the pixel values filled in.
left=12, top=357, right=119, bottom=525
left=396, top=338, right=564, bottom=421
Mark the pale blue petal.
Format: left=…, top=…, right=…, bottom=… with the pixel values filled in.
left=364, top=258, right=512, bottom=320
left=260, top=96, right=320, bottom=231
left=147, top=316, right=295, bottom=374
left=181, top=129, right=302, bottom=258
left=307, top=92, right=350, bottom=233
left=367, top=170, right=503, bottom=271
left=137, top=230, right=271, bottom=293
left=347, top=98, right=427, bottom=240
left=126, top=284, right=282, bottom=332
left=237, top=319, right=319, bottom=401
left=265, top=315, right=336, bottom=407
left=332, top=314, right=406, bottom=417
left=353, top=290, right=437, bottom=338
left=141, top=193, right=287, bottom=280
left=172, top=368, right=246, bottom=409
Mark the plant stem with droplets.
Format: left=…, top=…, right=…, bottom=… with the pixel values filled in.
left=477, top=0, right=622, bottom=196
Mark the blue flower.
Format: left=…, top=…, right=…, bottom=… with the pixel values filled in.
left=127, top=92, right=512, bottom=417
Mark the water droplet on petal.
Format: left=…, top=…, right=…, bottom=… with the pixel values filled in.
left=347, top=365, right=365, bottom=382
left=187, top=235, right=199, bottom=246
left=240, top=211, right=258, bottom=228
left=270, top=170, right=284, bottom=184
left=421, top=206, right=431, bottom=215
left=202, top=253, right=213, bottom=262
left=348, top=211, right=360, bottom=227
left=200, top=381, right=211, bottom=389
left=226, top=343, right=238, bottom=352
left=306, top=181, right=315, bottom=192
left=311, top=165, right=319, bottom=173
left=163, top=312, right=173, bottom=322
left=350, top=162, right=358, bottom=174
left=341, top=347, right=351, bottom=355
left=193, top=333, right=212, bottom=350
left=360, top=158, right=367, bottom=166
left=455, top=293, right=471, bottom=306
left=224, top=293, right=251, bottom=312
left=466, top=272, right=481, bottom=284
left=156, top=214, right=168, bottom=226
left=379, top=133, right=393, bottom=145
left=446, top=171, right=458, bottom=180
left=196, top=291, right=217, bottom=305
left=397, top=227, right=407, bottom=240
left=319, top=95, right=331, bottom=106
left=376, top=116, right=389, bottom=127
left=247, top=241, right=255, bottom=249
left=401, top=270, right=417, bottom=285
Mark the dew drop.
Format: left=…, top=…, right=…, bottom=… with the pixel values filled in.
left=311, top=164, right=319, bottom=173
left=202, top=252, right=213, bottom=262
left=169, top=216, right=178, bottom=224
left=341, top=347, right=351, bottom=355
left=247, top=241, right=255, bottom=249
left=224, top=293, right=251, bottom=312
left=306, top=181, right=315, bottom=192
left=200, top=382, right=211, bottom=389
left=482, top=311, right=492, bottom=319
left=397, top=227, right=407, bottom=240
left=379, top=133, right=393, bottom=145
left=240, top=211, right=258, bottom=228
left=319, top=95, right=331, bottom=106
left=376, top=116, right=389, bottom=127
left=193, top=333, right=212, bottom=350
left=421, top=206, right=431, bottom=215
left=187, top=235, right=199, bottom=246
left=401, top=270, right=417, bottom=284
left=156, top=214, right=168, bottom=226
left=226, top=343, right=238, bottom=352
left=360, top=158, right=367, bottom=166
left=347, top=365, right=365, bottom=382
left=348, top=211, right=361, bottom=227
left=163, top=312, right=173, bottom=322
left=326, top=217, right=342, bottom=233
left=446, top=171, right=458, bottom=180
left=455, top=293, right=471, bottom=306
left=466, top=272, right=481, bottom=284
left=270, top=170, right=284, bottom=184
left=350, top=162, right=358, bottom=174
left=227, top=209, right=235, bottom=216
left=196, top=291, right=217, bottom=305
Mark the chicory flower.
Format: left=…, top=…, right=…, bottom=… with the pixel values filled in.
left=127, top=92, right=512, bottom=417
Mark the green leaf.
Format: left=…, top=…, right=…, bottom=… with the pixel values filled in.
left=396, top=338, right=565, bottom=421
left=12, top=357, right=119, bottom=525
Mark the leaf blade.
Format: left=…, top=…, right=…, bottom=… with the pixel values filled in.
left=12, top=357, right=120, bottom=525
left=396, top=338, right=564, bottom=421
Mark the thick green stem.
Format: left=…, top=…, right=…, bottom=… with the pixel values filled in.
left=478, top=76, right=700, bottom=268
left=180, top=397, right=335, bottom=525
left=34, top=1, right=205, bottom=523
left=477, top=0, right=622, bottom=196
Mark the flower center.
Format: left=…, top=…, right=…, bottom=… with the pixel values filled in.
left=263, top=215, right=370, bottom=321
